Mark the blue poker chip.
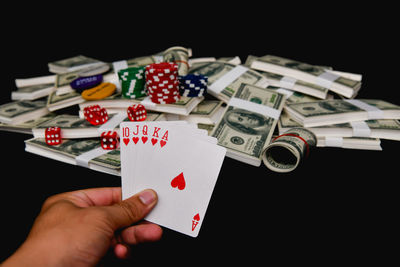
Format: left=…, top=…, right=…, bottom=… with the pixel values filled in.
left=178, top=74, right=208, bottom=97
left=178, top=74, right=208, bottom=87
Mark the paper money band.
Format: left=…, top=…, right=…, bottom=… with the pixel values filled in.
left=112, top=60, right=128, bottom=73
left=350, top=121, right=371, bottom=137
left=98, top=112, right=127, bottom=133
left=345, top=99, right=384, bottom=119
left=316, top=71, right=340, bottom=89
left=228, top=97, right=281, bottom=120
left=75, top=147, right=109, bottom=168
left=208, top=65, right=248, bottom=94
left=324, top=137, right=343, bottom=147
left=272, top=133, right=310, bottom=157
left=279, top=76, right=297, bottom=89
left=276, top=88, right=294, bottom=97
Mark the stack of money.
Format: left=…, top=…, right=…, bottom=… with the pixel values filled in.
left=211, top=83, right=286, bottom=166
left=248, top=55, right=362, bottom=98
left=189, top=60, right=269, bottom=103
left=284, top=99, right=400, bottom=127
left=48, top=55, right=107, bottom=74
left=1, top=49, right=400, bottom=175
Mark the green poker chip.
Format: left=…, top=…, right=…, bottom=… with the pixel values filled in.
left=118, top=66, right=147, bottom=99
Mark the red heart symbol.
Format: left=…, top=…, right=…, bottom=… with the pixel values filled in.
left=132, top=137, right=139, bottom=144
left=171, top=172, right=186, bottom=190
left=151, top=138, right=158, bottom=146
left=123, top=138, right=130, bottom=146
left=193, top=213, right=200, bottom=222
left=160, top=140, right=167, bottom=148
left=141, top=136, right=148, bottom=144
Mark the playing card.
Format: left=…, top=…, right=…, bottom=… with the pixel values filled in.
left=120, top=121, right=226, bottom=237
left=130, top=121, right=214, bottom=193
left=121, top=121, right=192, bottom=199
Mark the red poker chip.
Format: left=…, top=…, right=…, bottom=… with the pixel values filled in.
left=149, top=92, right=180, bottom=98
left=145, top=75, right=178, bottom=85
left=149, top=96, right=180, bottom=101
left=146, top=62, right=178, bottom=73
left=148, top=87, right=179, bottom=93
left=146, top=82, right=179, bottom=90
left=149, top=95, right=180, bottom=102
left=149, top=90, right=179, bottom=96
left=149, top=99, right=179, bottom=105
left=147, top=88, right=177, bottom=93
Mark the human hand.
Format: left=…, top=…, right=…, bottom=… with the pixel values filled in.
left=2, top=187, right=162, bottom=266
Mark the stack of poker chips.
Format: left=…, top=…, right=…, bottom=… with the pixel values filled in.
left=145, top=62, right=180, bottom=104
left=178, top=74, right=208, bottom=97
left=118, top=67, right=146, bottom=99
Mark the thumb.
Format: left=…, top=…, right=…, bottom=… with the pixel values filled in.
left=105, top=189, right=158, bottom=229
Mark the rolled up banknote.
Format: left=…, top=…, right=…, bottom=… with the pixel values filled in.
left=262, top=127, right=316, bottom=173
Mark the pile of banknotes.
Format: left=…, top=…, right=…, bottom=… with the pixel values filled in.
left=1, top=46, right=399, bottom=173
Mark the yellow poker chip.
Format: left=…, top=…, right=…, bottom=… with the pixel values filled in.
left=81, top=82, right=116, bottom=100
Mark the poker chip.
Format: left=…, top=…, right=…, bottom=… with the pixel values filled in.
left=118, top=67, right=146, bottom=99
left=145, top=62, right=180, bottom=104
left=81, top=82, right=116, bottom=101
left=70, top=74, right=103, bottom=93
left=178, top=74, right=208, bottom=97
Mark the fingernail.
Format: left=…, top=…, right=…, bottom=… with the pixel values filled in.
left=139, top=189, right=156, bottom=205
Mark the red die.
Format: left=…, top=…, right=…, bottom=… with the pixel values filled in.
left=83, top=105, right=108, bottom=126
left=101, top=131, right=119, bottom=150
left=127, top=104, right=147, bottom=121
left=45, top=127, right=62, bottom=146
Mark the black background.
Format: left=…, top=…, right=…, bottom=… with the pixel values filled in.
left=1, top=5, right=398, bottom=265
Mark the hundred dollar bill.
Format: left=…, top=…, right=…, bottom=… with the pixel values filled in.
left=262, top=127, right=316, bottom=173
left=189, top=61, right=269, bottom=103
left=285, top=99, right=400, bottom=127
left=279, top=111, right=400, bottom=141
left=0, top=99, right=50, bottom=125
left=245, top=55, right=328, bottom=99
left=211, top=83, right=286, bottom=166
left=25, top=137, right=120, bottom=176
left=249, top=55, right=361, bottom=98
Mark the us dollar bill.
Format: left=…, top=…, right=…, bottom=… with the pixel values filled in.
left=211, top=83, right=286, bottom=166
left=189, top=61, right=268, bottom=103
left=262, top=127, right=316, bottom=173
left=25, top=138, right=120, bottom=175
left=249, top=55, right=361, bottom=98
